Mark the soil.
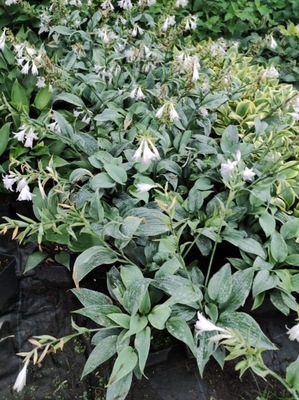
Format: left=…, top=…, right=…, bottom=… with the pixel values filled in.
left=0, top=259, right=298, bottom=400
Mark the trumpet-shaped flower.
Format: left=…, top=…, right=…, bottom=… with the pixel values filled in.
left=133, top=139, right=160, bottom=164
left=13, top=126, right=27, bottom=143
left=162, top=16, right=176, bottom=32
left=136, top=183, right=157, bottom=192
left=220, top=159, right=237, bottom=181
left=156, top=103, right=167, bottom=119
left=287, top=323, right=299, bottom=342
left=13, top=360, right=29, bottom=392
left=242, top=167, right=255, bottom=181
left=0, top=29, right=6, bottom=51
left=195, top=312, right=226, bottom=334
left=16, top=180, right=33, bottom=201
left=263, top=66, right=279, bottom=79
left=3, top=172, right=18, bottom=191
left=169, top=103, right=180, bottom=122
left=175, top=0, right=188, bottom=7
left=24, top=129, right=38, bottom=148
left=269, top=35, right=278, bottom=50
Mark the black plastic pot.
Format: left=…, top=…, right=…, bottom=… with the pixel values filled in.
left=0, top=254, right=18, bottom=310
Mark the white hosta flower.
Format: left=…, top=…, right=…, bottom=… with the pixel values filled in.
left=169, top=103, right=180, bottom=122
left=17, top=181, right=33, bottom=201
left=24, top=129, right=38, bottom=148
left=156, top=103, right=167, bottom=119
left=21, top=60, right=30, bottom=75
left=192, top=59, right=200, bottom=82
left=118, top=0, right=132, bottom=9
left=130, top=86, right=145, bottom=100
left=5, top=0, right=18, bottom=5
left=132, top=24, right=144, bottom=37
left=13, top=360, right=29, bottom=392
left=13, top=125, right=27, bottom=143
left=221, top=159, right=237, bottom=181
left=242, top=167, right=255, bottom=181
left=31, top=60, right=39, bottom=75
left=3, top=172, right=18, bottom=191
left=36, top=77, right=46, bottom=88
left=133, top=139, right=160, bottom=164
left=101, top=0, right=114, bottom=10
left=162, top=16, right=176, bottom=32
left=0, top=29, right=6, bottom=51
left=263, top=66, right=279, bottom=79
left=269, top=35, right=278, bottom=50
left=136, top=183, right=157, bottom=192
left=287, top=323, right=299, bottom=342
left=175, top=0, right=188, bottom=7
left=195, top=312, right=226, bottom=334
left=185, top=15, right=197, bottom=31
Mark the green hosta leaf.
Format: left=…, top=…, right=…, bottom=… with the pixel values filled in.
left=23, top=251, right=48, bottom=274
left=123, top=278, right=152, bottom=315
left=208, top=263, right=232, bottom=304
left=82, top=335, right=118, bottom=377
left=134, top=326, right=151, bottom=375
left=94, top=109, right=124, bottom=123
left=270, top=232, right=288, bottom=263
left=259, top=212, right=276, bottom=237
left=0, top=123, right=10, bottom=157
left=201, top=93, right=228, bottom=109
left=285, top=254, right=299, bottom=266
left=155, top=256, right=182, bottom=278
left=270, top=290, right=290, bottom=316
left=11, top=79, right=29, bottom=112
left=148, top=305, right=172, bottom=330
left=34, top=86, right=52, bottom=110
left=53, top=111, right=74, bottom=137
left=90, top=172, right=115, bottom=189
left=280, top=219, right=299, bottom=240
left=108, top=346, right=138, bottom=386
left=71, top=288, right=113, bottom=307
left=108, top=313, right=130, bottom=329
left=166, top=317, right=196, bottom=355
left=106, top=372, right=133, bottom=400
left=219, top=312, right=276, bottom=350
left=129, top=207, right=169, bottom=237
left=72, top=246, right=118, bottom=288
left=74, top=305, right=121, bottom=326
left=104, top=164, right=127, bottom=185
left=220, top=268, right=254, bottom=312
left=252, top=270, right=278, bottom=297
left=286, top=357, right=299, bottom=390
left=122, top=314, right=148, bottom=340
left=223, top=236, right=266, bottom=259
left=53, top=92, right=85, bottom=107
left=121, top=216, right=142, bottom=238
left=92, top=328, right=121, bottom=345
left=153, top=275, right=202, bottom=306
left=120, top=264, right=144, bottom=288
left=220, top=125, right=239, bottom=154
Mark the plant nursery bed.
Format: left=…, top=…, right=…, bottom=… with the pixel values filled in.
left=0, top=261, right=297, bottom=400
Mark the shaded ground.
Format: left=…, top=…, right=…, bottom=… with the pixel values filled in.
left=0, top=249, right=298, bottom=400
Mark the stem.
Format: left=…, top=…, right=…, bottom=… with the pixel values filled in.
left=204, top=189, right=235, bottom=288
left=267, top=370, right=299, bottom=400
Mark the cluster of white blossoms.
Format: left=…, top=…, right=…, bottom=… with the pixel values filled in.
left=14, top=43, right=44, bottom=76
left=162, top=16, right=176, bottom=31
left=176, top=52, right=200, bottom=81
left=5, top=0, right=18, bottom=5
left=13, top=125, right=38, bottom=148
left=132, top=138, right=160, bottom=164
left=288, top=97, right=299, bottom=121
left=3, top=173, right=32, bottom=201
left=130, top=85, right=145, bottom=100
left=184, top=15, right=198, bottom=31
left=156, top=101, right=180, bottom=122
left=118, top=0, right=133, bottom=9
left=262, top=65, right=279, bottom=79
left=221, top=150, right=255, bottom=182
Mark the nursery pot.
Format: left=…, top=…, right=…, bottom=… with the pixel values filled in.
left=0, top=254, right=18, bottom=310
